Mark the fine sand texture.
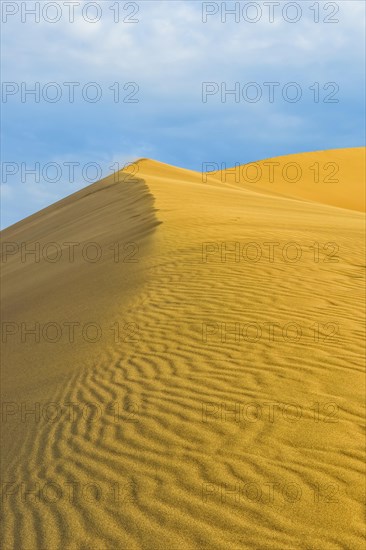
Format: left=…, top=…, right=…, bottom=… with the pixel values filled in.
left=1, top=148, right=365, bottom=549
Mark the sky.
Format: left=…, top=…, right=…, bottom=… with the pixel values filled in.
left=1, top=0, right=365, bottom=228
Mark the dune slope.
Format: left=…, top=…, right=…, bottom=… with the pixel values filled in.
left=214, top=147, right=365, bottom=212
left=1, top=150, right=365, bottom=549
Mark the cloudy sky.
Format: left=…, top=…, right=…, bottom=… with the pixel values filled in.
left=1, top=0, right=365, bottom=227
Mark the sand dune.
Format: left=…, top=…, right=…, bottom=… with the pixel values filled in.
left=1, top=148, right=365, bottom=549
left=212, top=148, right=365, bottom=212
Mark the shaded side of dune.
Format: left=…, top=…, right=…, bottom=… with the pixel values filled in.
left=1, top=169, right=161, bottom=460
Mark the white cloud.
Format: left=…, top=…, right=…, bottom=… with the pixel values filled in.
left=2, top=1, right=364, bottom=84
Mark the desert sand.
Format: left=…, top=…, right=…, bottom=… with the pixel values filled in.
left=1, top=148, right=365, bottom=549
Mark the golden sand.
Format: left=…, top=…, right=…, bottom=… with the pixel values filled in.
left=1, top=148, right=365, bottom=549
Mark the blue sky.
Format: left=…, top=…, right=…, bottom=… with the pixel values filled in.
left=1, top=0, right=365, bottom=228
